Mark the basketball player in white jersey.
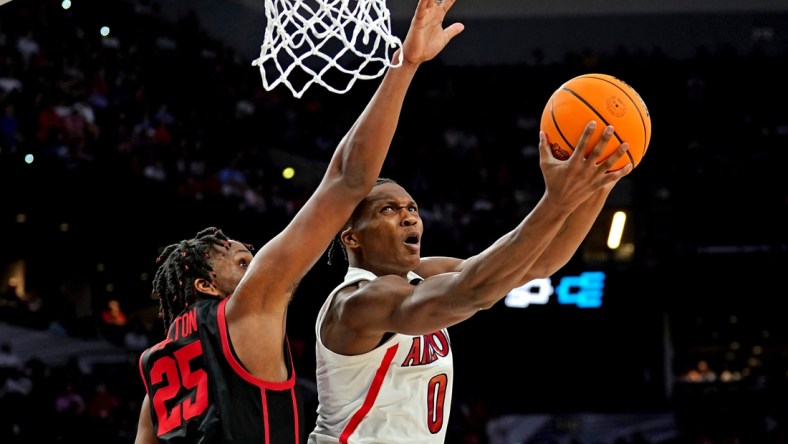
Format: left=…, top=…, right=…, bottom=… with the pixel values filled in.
left=309, top=122, right=633, bottom=443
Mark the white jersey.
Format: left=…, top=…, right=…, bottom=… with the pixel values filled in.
left=308, top=267, right=454, bottom=444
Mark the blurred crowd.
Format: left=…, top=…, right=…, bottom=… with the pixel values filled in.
left=1, top=0, right=787, bottom=443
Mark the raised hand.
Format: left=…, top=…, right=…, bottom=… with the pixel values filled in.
left=401, top=0, right=465, bottom=64
left=539, top=121, right=632, bottom=212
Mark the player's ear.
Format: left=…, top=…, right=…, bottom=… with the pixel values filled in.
left=194, top=278, right=220, bottom=296
left=341, top=229, right=358, bottom=248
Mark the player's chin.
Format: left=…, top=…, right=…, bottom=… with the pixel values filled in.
left=402, top=251, right=421, bottom=270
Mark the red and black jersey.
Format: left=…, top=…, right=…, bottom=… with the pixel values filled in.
left=139, top=297, right=305, bottom=444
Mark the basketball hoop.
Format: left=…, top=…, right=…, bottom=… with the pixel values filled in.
left=253, top=0, right=404, bottom=98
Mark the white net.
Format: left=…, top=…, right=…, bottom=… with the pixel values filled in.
left=252, top=0, right=404, bottom=99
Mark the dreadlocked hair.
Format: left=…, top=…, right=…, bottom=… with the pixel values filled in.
left=152, top=227, right=231, bottom=333
left=326, top=177, right=397, bottom=266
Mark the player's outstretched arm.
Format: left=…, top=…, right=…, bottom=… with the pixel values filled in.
left=415, top=124, right=630, bottom=283
left=513, top=124, right=631, bottom=283
left=355, top=122, right=632, bottom=337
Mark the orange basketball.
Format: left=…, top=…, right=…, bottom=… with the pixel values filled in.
left=540, top=73, right=651, bottom=172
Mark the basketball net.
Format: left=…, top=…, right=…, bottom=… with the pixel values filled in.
left=252, top=0, right=404, bottom=98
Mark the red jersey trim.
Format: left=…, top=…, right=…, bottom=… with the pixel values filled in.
left=290, top=381, right=300, bottom=444
left=339, top=343, right=400, bottom=444
left=217, top=297, right=295, bottom=390
left=138, top=350, right=149, bottom=393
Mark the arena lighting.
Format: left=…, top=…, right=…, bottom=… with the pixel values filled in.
left=504, top=271, right=606, bottom=309
left=607, top=210, right=626, bottom=249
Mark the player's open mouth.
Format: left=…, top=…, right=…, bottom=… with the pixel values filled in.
left=403, top=234, right=420, bottom=250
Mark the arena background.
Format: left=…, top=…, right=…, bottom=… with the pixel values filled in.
left=0, top=0, right=787, bottom=442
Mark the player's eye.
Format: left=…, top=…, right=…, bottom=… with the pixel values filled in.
left=239, top=259, right=249, bottom=268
